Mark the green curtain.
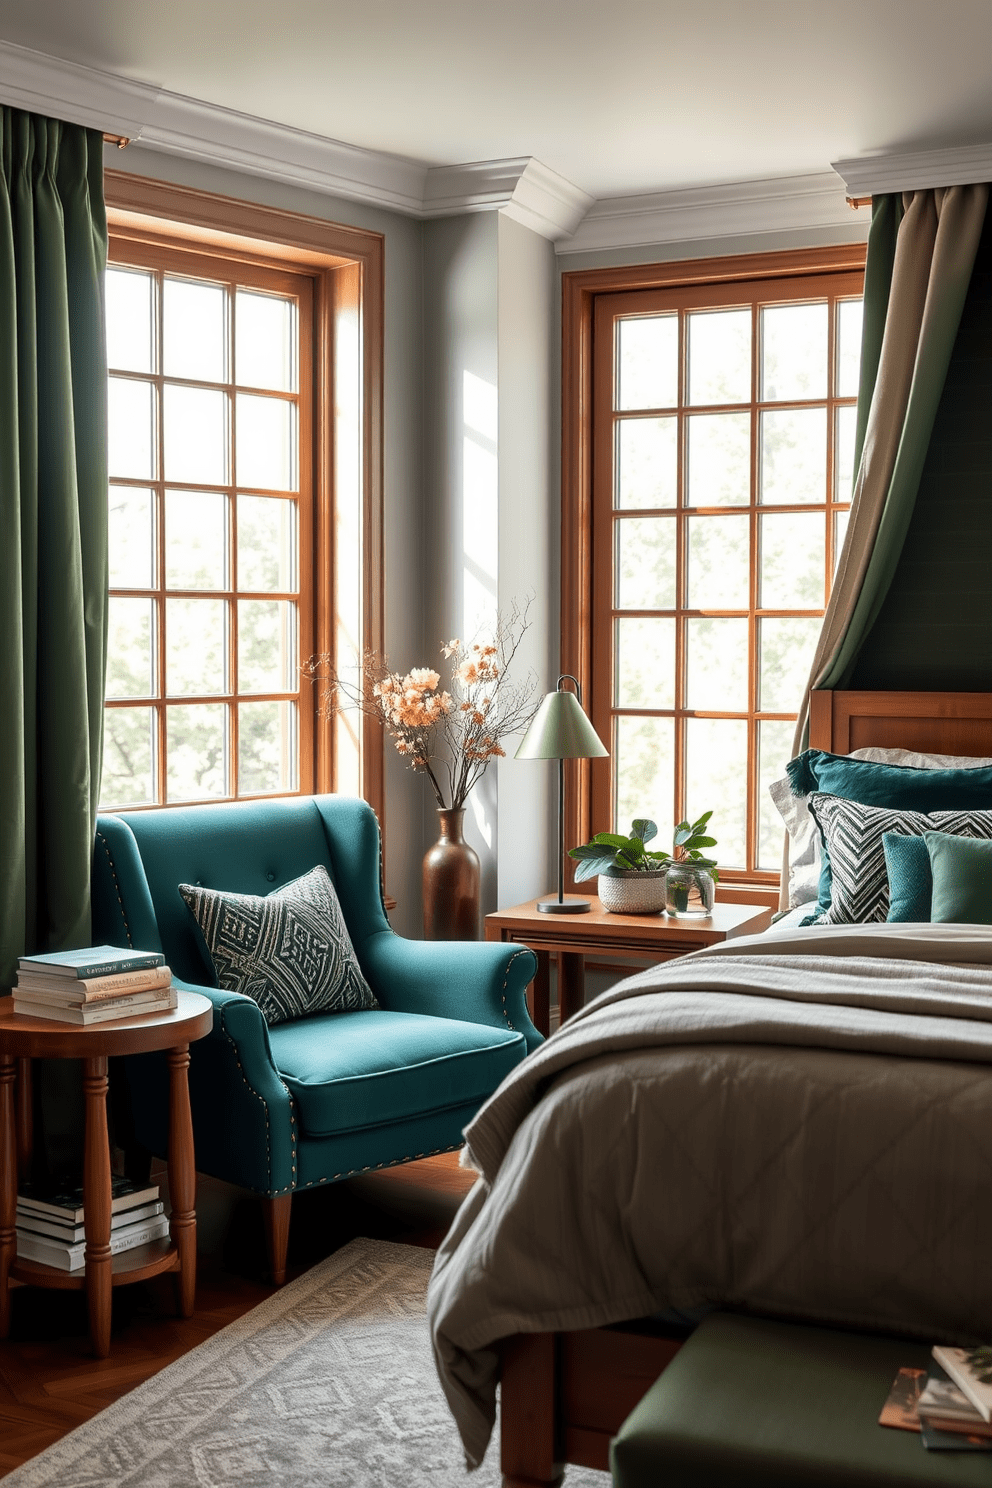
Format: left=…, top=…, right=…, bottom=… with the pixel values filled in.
left=850, top=193, right=904, bottom=481
left=0, top=111, right=108, bottom=991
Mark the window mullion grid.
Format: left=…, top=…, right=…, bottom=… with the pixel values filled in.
left=746, top=300, right=760, bottom=875
left=154, top=268, right=168, bottom=808
left=825, top=291, right=838, bottom=596
left=227, top=278, right=239, bottom=800
left=673, top=307, right=687, bottom=836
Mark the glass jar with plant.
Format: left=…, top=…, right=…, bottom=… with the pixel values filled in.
left=664, top=811, right=718, bottom=917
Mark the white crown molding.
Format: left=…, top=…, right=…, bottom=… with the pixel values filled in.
left=558, top=171, right=868, bottom=255
left=0, top=38, right=429, bottom=216
left=0, top=38, right=157, bottom=137
left=424, top=157, right=594, bottom=240
left=139, top=92, right=428, bottom=216
left=0, top=38, right=588, bottom=237
left=832, top=142, right=992, bottom=197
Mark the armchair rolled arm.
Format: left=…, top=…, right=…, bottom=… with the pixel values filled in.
left=127, top=977, right=297, bottom=1196
left=359, top=932, right=542, bottom=1052
left=174, top=976, right=294, bottom=1115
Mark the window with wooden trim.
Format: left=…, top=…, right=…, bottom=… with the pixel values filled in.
left=103, top=244, right=314, bottom=807
left=564, top=248, right=866, bottom=892
left=99, top=179, right=383, bottom=820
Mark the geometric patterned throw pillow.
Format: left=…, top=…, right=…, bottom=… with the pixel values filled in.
left=805, top=794, right=992, bottom=926
left=178, top=865, right=378, bottom=1026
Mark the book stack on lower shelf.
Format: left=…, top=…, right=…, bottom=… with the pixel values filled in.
left=12, top=945, right=177, bottom=1024
left=15, top=1178, right=169, bottom=1271
left=880, top=1346, right=992, bottom=1452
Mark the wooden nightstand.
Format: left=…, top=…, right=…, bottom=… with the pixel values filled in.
left=485, top=898, right=772, bottom=1037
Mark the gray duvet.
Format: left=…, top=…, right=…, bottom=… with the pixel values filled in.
left=427, top=924, right=992, bottom=1467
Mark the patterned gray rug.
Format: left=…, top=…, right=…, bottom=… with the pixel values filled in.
left=5, top=1238, right=607, bottom=1487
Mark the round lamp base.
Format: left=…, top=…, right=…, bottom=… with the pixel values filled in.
left=537, top=897, right=591, bottom=914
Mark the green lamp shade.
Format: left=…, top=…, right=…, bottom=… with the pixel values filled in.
left=515, top=689, right=609, bottom=761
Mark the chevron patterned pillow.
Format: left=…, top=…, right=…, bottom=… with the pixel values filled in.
left=179, top=865, right=378, bottom=1025
left=805, top=795, right=992, bottom=926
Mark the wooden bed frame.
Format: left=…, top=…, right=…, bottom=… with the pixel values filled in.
left=497, top=689, right=992, bottom=1486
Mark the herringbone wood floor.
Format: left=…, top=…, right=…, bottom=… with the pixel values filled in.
left=0, top=1152, right=475, bottom=1477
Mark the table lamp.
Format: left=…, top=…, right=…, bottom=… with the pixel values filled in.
left=515, top=674, right=609, bottom=913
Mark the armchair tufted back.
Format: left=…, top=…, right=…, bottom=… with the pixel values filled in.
left=92, top=795, right=391, bottom=985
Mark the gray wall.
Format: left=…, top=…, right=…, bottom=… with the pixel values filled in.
left=556, top=220, right=869, bottom=275
left=421, top=212, right=501, bottom=910
left=421, top=211, right=558, bottom=916
left=496, top=214, right=556, bottom=907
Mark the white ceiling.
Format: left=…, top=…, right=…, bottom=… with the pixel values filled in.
left=1, top=0, right=992, bottom=200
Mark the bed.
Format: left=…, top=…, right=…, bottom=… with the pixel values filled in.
left=427, top=690, right=992, bottom=1485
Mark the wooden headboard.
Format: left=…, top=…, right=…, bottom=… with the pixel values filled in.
left=810, top=691, right=992, bottom=758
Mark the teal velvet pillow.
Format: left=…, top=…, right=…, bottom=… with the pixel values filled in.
left=882, top=833, right=932, bottom=922
left=789, top=751, right=992, bottom=919
left=925, top=831, right=992, bottom=924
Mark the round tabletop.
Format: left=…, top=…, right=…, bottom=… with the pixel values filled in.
left=0, top=990, right=213, bottom=1059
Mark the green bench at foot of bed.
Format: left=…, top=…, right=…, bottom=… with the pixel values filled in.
left=610, top=1312, right=991, bottom=1487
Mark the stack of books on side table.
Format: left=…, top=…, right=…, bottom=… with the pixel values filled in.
left=12, top=945, right=176, bottom=1023
left=15, top=1177, right=168, bottom=1270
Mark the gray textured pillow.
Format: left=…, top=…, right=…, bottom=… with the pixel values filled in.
left=179, top=865, right=377, bottom=1025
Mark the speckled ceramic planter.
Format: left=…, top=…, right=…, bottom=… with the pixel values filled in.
left=597, top=868, right=668, bottom=915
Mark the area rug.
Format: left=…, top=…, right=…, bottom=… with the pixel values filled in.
left=4, top=1238, right=607, bottom=1487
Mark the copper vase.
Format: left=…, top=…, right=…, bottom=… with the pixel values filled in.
left=423, top=807, right=481, bottom=940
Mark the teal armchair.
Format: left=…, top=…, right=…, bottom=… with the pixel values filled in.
left=91, top=795, right=539, bottom=1280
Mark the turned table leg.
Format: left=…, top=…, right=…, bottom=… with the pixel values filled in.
left=83, top=1055, right=113, bottom=1357
left=16, top=1058, right=31, bottom=1183
left=167, top=1045, right=196, bottom=1316
left=0, top=1055, right=16, bottom=1340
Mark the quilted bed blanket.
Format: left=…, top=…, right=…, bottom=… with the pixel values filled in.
left=427, top=924, right=992, bottom=1467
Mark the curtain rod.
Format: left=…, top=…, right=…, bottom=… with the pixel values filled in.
left=102, top=133, right=130, bottom=149
left=846, top=195, right=872, bottom=209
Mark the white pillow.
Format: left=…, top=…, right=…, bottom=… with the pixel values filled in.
left=769, top=748, right=992, bottom=909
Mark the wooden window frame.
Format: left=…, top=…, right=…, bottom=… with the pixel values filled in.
left=104, top=170, right=385, bottom=827
left=561, top=244, right=867, bottom=904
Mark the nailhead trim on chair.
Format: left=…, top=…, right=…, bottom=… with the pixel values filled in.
left=297, top=1140, right=464, bottom=1189
left=500, top=948, right=534, bottom=1034
left=216, top=1006, right=298, bottom=1194
left=94, top=829, right=135, bottom=949
left=373, top=805, right=389, bottom=919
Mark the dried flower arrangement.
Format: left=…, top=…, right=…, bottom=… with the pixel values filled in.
left=305, top=603, right=539, bottom=811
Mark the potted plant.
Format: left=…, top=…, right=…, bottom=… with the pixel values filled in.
left=568, top=819, right=669, bottom=914
left=664, top=811, right=718, bottom=917
left=569, top=812, right=718, bottom=916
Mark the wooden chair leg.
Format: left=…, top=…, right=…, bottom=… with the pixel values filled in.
left=263, top=1194, right=292, bottom=1284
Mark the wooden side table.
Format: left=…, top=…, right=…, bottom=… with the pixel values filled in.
left=485, top=898, right=773, bottom=1036
left=0, top=990, right=212, bottom=1357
